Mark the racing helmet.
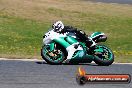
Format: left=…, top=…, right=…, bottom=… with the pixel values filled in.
left=52, top=21, right=64, bottom=32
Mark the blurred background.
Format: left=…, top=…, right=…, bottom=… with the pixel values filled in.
left=0, top=0, right=132, bottom=62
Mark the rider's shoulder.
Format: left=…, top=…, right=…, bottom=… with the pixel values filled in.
left=64, top=26, right=77, bottom=30
left=64, top=26, right=72, bottom=29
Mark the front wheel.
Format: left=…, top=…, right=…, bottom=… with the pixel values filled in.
left=41, top=45, right=65, bottom=65
left=93, top=45, right=114, bottom=66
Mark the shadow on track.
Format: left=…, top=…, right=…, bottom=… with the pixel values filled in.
left=35, top=61, right=108, bottom=66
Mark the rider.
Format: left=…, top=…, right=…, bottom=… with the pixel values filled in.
left=52, top=21, right=96, bottom=52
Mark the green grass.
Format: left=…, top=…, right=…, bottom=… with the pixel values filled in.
left=0, top=15, right=50, bottom=59
left=0, top=0, right=132, bottom=62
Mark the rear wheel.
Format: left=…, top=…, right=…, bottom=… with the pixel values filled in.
left=41, top=44, right=65, bottom=65
left=93, top=45, right=114, bottom=66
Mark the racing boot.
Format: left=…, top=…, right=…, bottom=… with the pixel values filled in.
left=86, top=38, right=96, bottom=54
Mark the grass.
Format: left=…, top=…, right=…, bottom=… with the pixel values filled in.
left=0, top=0, right=132, bottom=62
left=0, top=15, right=49, bottom=59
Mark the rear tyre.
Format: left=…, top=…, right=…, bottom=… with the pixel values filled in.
left=93, top=45, right=114, bottom=66
left=41, top=45, right=65, bottom=65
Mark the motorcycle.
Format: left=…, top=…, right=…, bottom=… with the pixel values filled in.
left=41, top=29, right=114, bottom=66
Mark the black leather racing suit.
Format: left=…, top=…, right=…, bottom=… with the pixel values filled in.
left=61, top=26, right=93, bottom=48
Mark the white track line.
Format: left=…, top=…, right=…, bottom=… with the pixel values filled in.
left=0, top=58, right=132, bottom=64
left=0, top=58, right=43, bottom=62
left=91, top=61, right=132, bottom=64
left=113, top=63, right=132, bottom=64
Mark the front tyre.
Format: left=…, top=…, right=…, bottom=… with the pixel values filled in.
left=93, top=45, right=114, bottom=66
left=41, top=45, right=65, bottom=65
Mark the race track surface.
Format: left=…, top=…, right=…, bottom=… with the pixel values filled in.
left=0, top=60, right=131, bottom=88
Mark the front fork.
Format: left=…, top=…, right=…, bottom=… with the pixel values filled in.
left=49, top=42, right=55, bottom=51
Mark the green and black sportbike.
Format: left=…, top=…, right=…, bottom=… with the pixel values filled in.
left=41, top=29, right=114, bottom=65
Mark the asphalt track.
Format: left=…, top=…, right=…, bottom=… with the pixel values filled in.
left=87, top=0, right=132, bottom=4
left=0, top=60, right=131, bottom=88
